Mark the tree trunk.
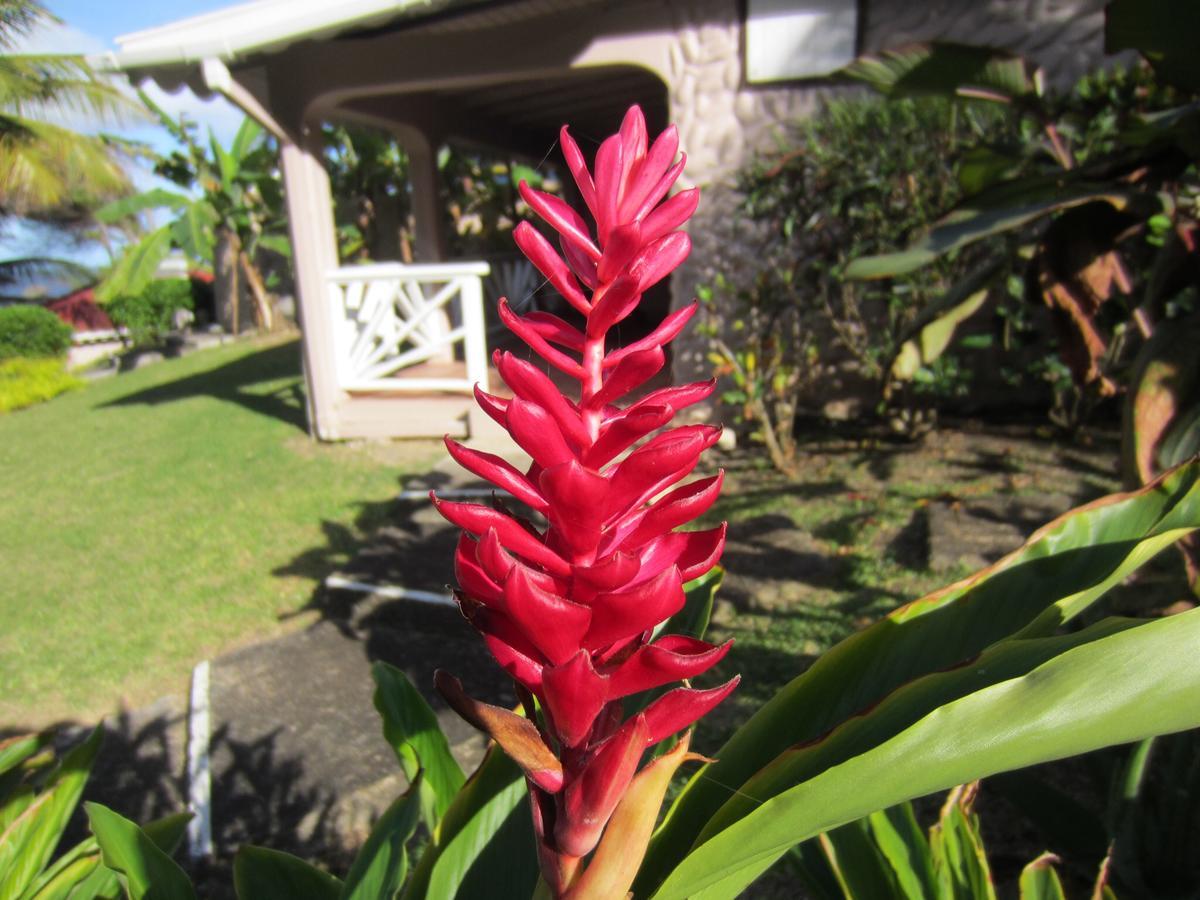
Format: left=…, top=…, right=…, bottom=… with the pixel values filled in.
left=239, top=250, right=279, bottom=332
left=369, top=191, right=403, bottom=261
left=214, top=227, right=252, bottom=335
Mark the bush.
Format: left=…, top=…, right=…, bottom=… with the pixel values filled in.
left=0, top=357, right=83, bottom=412
left=0, top=304, right=73, bottom=360
left=107, top=278, right=194, bottom=348
left=702, top=94, right=1019, bottom=471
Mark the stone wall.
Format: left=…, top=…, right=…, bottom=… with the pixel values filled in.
left=661, top=0, right=1113, bottom=414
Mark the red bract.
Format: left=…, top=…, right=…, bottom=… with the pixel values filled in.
left=435, top=104, right=736, bottom=896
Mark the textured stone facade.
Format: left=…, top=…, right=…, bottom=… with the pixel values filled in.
left=658, top=0, right=1112, bottom=407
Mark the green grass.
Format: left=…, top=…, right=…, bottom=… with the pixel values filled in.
left=0, top=337, right=438, bottom=729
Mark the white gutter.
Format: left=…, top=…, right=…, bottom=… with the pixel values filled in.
left=96, top=0, right=446, bottom=72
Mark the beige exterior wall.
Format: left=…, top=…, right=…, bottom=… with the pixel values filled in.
left=653, top=0, right=1112, bottom=408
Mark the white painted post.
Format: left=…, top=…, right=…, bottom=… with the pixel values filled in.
left=280, top=133, right=343, bottom=439
left=186, top=660, right=212, bottom=861
left=461, top=273, right=489, bottom=394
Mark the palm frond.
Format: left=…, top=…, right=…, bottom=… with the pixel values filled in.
left=0, top=1, right=55, bottom=51
left=0, top=116, right=131, bottom=215
left=0, top=54, right=144, bottom=125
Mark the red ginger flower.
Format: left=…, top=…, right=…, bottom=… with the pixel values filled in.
left=434, top=105, right=737, bottom=895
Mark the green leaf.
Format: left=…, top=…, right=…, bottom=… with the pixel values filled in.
left=228, top=118, right=264, bottom=172
left=96, top=227, right=173, bottom=302
left=233, top=846, right=341, bottom=900
left=209, top=132, right=238, bottom=191
left=509, top=164, right=542, bottom=189
left=85, top=803, right=196, bottom=900
left=1106, top=0, right=1200, bottom=92
left=891, top=288, right=989, bottom=382
left=26, top=812, right=191, bottom=900
left=840, top=42, right=1041, bottom=102
left=0, top=734, right=48, bottom=781
left=0, top=727, right=102, bottom=900
left=404, top=746, right=537, bottom=900
left=958, top=146, right=1024, bottom=195
left=339, top=775, right=421, bottom=900
left=1123, top=315, right=1200, bottom=485
left=372, top=663, right=466, bottom=830
left=169, top=203, right=217, bottom=264
left=1018, top=853, right=1066, bottom=900
left=818, top=819, right=899, bottom=899
left=93, top=189, right=190, bottom=225
left=257, top=234, right=293, bottom=258
left=845, top=183, right=1129, bottom=279
left=651, top=609, right=1200, bottom=898
left=930, top=792, right=994, bottom=900
left=637, top=461, right=1200, bottom=895
left=866, top=803, right=936, bottom=900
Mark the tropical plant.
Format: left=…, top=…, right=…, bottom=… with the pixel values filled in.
left=0, top=0, right=136, bottom=221
left=440, top=144, right=550, bottom=258
left=96, top=92, right=289, bottom=334
left=702, top=92, right=1019, bottom=471
left=322, top=123, right=414, bottom=263
left=793, top=721, right=1200, bottom=899
left=787, top=783, right=1106, bottom=900
left=0, top=727, right=191, bottom=900
left=839, top=6, right=1200, bottom=591
left=0, top=301, right=67, bottom=357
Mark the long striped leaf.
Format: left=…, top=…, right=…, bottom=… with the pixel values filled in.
left=339, top=775, right=421, bottom=900
left=372, top=662, right=466, bottom=830
left=233, top=845, right=339, bottom=900
left=0, top=727, right=101, bottom=900
left=95, top=227, right=173, bottom=302
left=93, top=189, right=190, bottom=225
left=86, top=803, right=195, bottom=900
left=404, top=745, right=536, bottom=900
left=637, top=461, right=1200, bottom=893
left=649, top=610, right=1200, bottom=898
left=25, top=811, right=190, bottom=900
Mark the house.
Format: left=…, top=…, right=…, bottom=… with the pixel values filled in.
left=103, top=0, right=1111, bottom=440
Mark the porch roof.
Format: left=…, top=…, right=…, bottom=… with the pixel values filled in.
left=101, top=0, right=470, bottom=72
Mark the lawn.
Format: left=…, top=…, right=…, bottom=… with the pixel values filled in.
left=0, top=337, right=439, bottom=730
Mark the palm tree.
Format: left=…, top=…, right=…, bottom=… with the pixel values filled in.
left=0, top=0, right=135, bottom=221
left=96, top=92, right=289, bottom=334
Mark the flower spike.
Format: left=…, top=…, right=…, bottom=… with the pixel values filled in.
left=434, top=104, right=735, bottom=895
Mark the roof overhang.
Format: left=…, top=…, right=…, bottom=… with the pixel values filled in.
left=95, top=0, right=471, bottom=75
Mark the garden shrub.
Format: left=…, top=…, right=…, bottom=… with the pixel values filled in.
left=0, top=304, right=73, bottom=360
left=107, top=278, right=194, bottom=347
left=0, top=357, right=83, bottom=412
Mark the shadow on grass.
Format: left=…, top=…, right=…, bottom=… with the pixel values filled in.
left=99, top=339, right=308, bottom=432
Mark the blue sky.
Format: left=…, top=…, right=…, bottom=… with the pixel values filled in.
left=2, top=1, right=248, bottom=268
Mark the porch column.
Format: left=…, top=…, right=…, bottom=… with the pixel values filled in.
left=398, top=128, right=448, bottom=263
left=280, top=129, right=343, bottom=440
